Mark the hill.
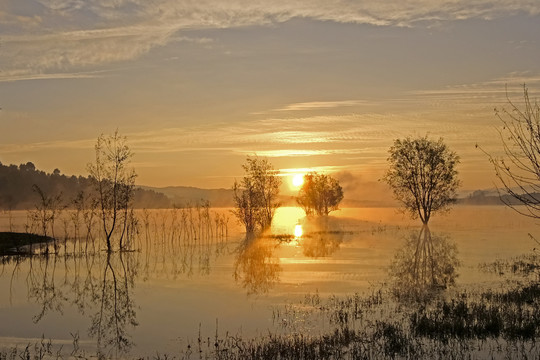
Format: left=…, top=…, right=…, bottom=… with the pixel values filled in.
left=0, top=161, right=170, bottom=209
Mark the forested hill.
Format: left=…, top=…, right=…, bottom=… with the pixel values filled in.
left=0, top=161, right=171, bottom=210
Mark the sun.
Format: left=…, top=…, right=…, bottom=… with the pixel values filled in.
left=292, top=174, right=304, bottom=188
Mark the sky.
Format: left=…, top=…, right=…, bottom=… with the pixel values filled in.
left=1, top=1, right=540, bottom=198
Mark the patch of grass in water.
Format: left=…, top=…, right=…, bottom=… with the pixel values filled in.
left=479, top=253, right=540, bottom=278
left=411, top=283, right=540, bottom=342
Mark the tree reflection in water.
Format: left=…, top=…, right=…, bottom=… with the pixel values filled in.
left=89, top=252, right=138, bottom=357
left=389, top=225, right=460, bottom=301
left=233, top=234, right=281, bottom=296
left=1, top=208, right=230, bottom=357
left=233, top=217, right=345, bottom=295
left=21, top=252, right=138, bottom=357
left=27, top=256, right=67, bottom=323
left=300, top=217, right=344, bottom=258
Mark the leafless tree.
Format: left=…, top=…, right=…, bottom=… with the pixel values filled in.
left=88, top=130, right=136, bottom=252
left=484, top=86, right=540, bottom=219
left=383, top=136, right=460, bottom=225
left=30, top=185, right=63, bottom=253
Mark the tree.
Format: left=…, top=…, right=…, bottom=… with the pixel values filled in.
left=484, top=86, right=540, bottom=219
left=29, top=184, right=63, bottom=253
left=296, top=172, right=344, bottom=216
left=87, top=130, right=136, bottom=252
left=232, top=157, right=281, bottom=236
left=383, top=136, right=460, bottom=225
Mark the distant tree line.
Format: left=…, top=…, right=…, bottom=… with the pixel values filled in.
left=0, top=161, right=171, bottom=210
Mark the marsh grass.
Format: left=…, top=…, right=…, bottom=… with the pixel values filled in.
left=2, top=213, right=540, bottom=359
left=215, top=253, right=540, bottom=359
left=2, top=256, right=540, bottom=359
left=480, top=253, right=540, bottom=279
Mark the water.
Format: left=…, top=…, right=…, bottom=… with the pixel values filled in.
left=0, top=206, right=537, bottom=357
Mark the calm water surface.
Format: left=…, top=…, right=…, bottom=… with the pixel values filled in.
left=0, top=206, right=537, bottom=357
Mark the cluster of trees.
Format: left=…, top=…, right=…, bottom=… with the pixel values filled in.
left=0, top=130, right=169, bottom=252
left=4, top=87, right=537, bottom=252
left=297, top=172, right=343, bottom=216
left=232, top=157, right=345, bottom=237
left=231, top=134, right=459, bottom=236
left=380, top=87, right=540, bottom=227
left=0, top=162, right=170, bottom=211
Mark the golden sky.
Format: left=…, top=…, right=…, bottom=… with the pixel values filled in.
left=1, top=1, right=540, bottom=195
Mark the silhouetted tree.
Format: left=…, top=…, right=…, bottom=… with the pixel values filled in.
left=484, top=86, right=540, bottom=219
left=29, top=184, right=63, bottom=252
left=296, top=172, right=344, bottom=216
left=383, top=136, right=460, bottom=224
left=0, top=161, right=170, bottom=210
left=88, top=130, right=136, bottom=252
left=232, top=157, right=281, bottom=235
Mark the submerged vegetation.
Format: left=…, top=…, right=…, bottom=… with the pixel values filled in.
left=2, top=252, right=539, bottom=359
left=1, top=207, right=539, bottom=360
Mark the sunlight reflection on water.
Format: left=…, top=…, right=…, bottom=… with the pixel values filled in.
left=1, top=206, right=539, bottom=358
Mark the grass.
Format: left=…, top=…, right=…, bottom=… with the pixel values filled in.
left=2, top=281, right=540, bottom=359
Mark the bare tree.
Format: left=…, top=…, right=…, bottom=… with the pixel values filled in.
left=88, top=130, right=136, bottom=252
left=30, top=184, right=63, bottom=252
left=484, top=86, right=540, bottom=219
left=296, top=172, right=344, bottom=216
left=383, top=136, right=460, bottom=225
left=232, top=157, right=281, bottom=236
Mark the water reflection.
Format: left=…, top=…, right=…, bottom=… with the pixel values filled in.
left=389, top=225, right=460, bottom=301
left=300, top=217, right=344, bottom=258
left=19, top=252, right=137, bottom=357
left=233, top=216, right=346, bottom=295
left=1, top=208, right=230, bottom=356
left=233, top=234, right=281, bottom=296
left=89, top=252, right=137, bottom=357
left=27, top=256, right=67, bottom=324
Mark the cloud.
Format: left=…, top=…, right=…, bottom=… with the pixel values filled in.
left=1, top=0, right=539, bottom=81
left=272, top=100, right=370, bottom=112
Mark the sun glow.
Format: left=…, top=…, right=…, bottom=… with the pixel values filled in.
left=294, top=224, right=303, bottom=238
left=292, top=174, right=304, bottom=188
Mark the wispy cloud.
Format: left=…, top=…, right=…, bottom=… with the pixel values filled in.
left=409, top=72, right=540, bottom=105
left=0, top=70, right=107, bottom=83
left=273, top=100, right=370, bottom=112
left=2, top=0, right=539, bottom=82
